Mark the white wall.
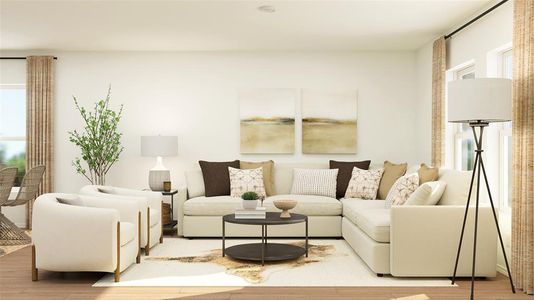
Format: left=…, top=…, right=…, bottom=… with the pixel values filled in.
left=414, top=0, right=513, bottom=276
left=1, top=50, right=419, bottom=198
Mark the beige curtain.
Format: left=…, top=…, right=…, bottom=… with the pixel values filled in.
left=512, top=0, right=534, bottom=295
left=431, top=36, right=446, bottom=167
left=26, top=56, right=54, bottom=229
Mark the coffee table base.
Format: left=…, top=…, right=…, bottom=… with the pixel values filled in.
left=225, top=243, right=306, bottom=263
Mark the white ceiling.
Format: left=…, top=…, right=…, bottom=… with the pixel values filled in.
left=0, top=0, right=493, bottom=51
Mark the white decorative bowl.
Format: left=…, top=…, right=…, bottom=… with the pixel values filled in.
left=273, top=199, right=298, bottom=218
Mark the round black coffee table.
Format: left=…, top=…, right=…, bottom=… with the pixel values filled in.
left=222, top=212, right=308, bottom=265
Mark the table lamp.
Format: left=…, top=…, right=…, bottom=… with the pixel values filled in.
left=141, top=135, right=178, bottom=191
left=447, top=78, right=515, bottom=299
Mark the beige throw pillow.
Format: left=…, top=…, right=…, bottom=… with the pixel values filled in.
left=241, top=160, right=274, bottom=196
left=405, top=181, right=447, bottom=206
left=229, top=167, right=266, bottom=199
left=344, top=168, right=384, bottom=200
left=385, top=173, right=419, bottom=207
left=377, top=161, right=407, bottom=200
left=418, top=163, right=439, bottom=184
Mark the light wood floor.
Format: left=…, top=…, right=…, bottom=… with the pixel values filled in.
left=0, top=245, right=529, bottom=300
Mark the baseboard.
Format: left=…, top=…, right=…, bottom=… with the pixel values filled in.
left=497, top=264, right=509, bottom=277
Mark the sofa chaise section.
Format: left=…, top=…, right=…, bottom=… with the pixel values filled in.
left=341, top=168, right=498, bottom=277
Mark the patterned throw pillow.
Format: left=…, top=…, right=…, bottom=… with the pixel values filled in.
left=344, top=168, right=384, bottom=200
left=385, top=173, right=420, bottom=207
left=290, top=169, right=338, bottom=198
left=229, top=167, right=266, bottom=199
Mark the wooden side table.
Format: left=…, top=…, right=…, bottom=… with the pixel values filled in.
left=161, top=190, right=178, bottom=235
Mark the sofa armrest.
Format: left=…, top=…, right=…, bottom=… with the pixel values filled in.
left=112, top=187, right=163, bottom=211
left=390, top=205, right=497, bottom=277
left=32, top=200, right=120, bottom=272
left=82, top=195, right=139, bottom=226
left=175, top=187, right=188, bottom=236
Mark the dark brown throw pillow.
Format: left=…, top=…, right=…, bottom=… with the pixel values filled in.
left=330, top=160, right=372, bottom=199
left=199, top=160, right=240, bottom=197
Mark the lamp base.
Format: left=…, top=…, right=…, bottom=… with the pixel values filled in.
left=149, top=170, right=170, bottom=191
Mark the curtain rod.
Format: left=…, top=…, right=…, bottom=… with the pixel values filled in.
left=0, top=57, right=58, bottom=60
left=445, top=0, right=509, bottom=39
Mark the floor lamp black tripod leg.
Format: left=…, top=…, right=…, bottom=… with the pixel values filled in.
left=451, top=123, right=515, bottom=299
left=479, top=148, right=515, bottom=293
left=451, top=127, right=481, bottom=286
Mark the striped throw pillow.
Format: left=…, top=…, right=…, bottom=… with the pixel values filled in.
left=290, top=168, right=338, bottom=198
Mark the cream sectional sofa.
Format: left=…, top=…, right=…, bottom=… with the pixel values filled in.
left=178, top=162, right=497, bottom=277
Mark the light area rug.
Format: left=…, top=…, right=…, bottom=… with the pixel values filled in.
left=94, top=238, right=455, bottom=287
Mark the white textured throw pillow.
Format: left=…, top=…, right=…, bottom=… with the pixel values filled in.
left=405, top=181, right=447, bottom=206
left=385, top=173, right=420, bottom=207
left=344, top=168, right=384, bottom=200
left=290, top=168, right=338, bottom=198
left=229, top=167, right=266, bottom=199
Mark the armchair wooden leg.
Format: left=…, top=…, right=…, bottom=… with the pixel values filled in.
left=115, top=222, right=121, bottom=283
left=160, top=201, right=163, bottom=244
left=136, top=212, right=141, bottom=264
left=31, top=245, right=38, bottom=281
left=145, top=207, right=150, bottom=256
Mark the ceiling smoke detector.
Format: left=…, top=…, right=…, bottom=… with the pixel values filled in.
left=258, top=5, right=276, bottom=13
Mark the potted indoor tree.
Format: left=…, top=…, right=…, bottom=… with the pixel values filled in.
left=241, top=191, right=259, bottom=210
left=68, top=86, right=124, bottom=185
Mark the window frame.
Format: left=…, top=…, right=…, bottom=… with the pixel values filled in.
left=0, top=84, right=27, bottom=188
left=498, top=47, right=513, bottom=214
left=452, top=65, right=477, bottom=171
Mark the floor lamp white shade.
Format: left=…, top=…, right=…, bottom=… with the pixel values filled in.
left=448, top=78, right=512, bottom=123
left=141, top=136, right=178, bottom=191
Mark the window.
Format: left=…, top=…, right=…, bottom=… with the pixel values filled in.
left=499, top=48, right=513, bottom=213
left=0, top=85, right=26, bottom=186
left=453, top=65, right=476, bottom=171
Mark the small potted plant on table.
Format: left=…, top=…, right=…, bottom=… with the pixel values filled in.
left=241, top=191, right=259, bottom=210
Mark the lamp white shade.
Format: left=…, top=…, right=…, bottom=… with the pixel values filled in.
left=447, top=78, right=512, bottom=123
left=140, top=136, right=178, bottom=157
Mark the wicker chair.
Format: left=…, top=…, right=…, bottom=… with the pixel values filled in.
left=0, top=165, right=45, bottom=245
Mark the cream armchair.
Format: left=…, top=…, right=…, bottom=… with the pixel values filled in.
left=32, top=193, right=140, bottom=282
left=79, top=186, right=163, bottom=255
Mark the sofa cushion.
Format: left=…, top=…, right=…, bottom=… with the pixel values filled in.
left=377, top=161, right=407, bottom=200
left=184, top=196, right=241, bottom=216
left=418, top=163, right=439, bottom=184
left=290, top=168, right=338, bottom=198
left=385, top=173, right=419, bottom=207
left=149, top=208, right=160, bottom=227
left=273, top=163, right=328, bottom=195
left=341, top=198, right=390, bottom=242
left=330, top=160, right=371, bottom=199
left=345, top=168, right=384, bottom=200
left=341, top=198, right=386, bottom=223
left=438, top=169, right=472, bottom=205
left=185, top=170, right=205, bottom=198
left=405, top=181, right=447, bottom=206
left=265, top=194, right=342, bottom=216
left=241, top=160, right=275, bottom=196
left=229, top=167, right=266, bottom=198
left=199, top=160, right=240, bottom=197
left=355, top=209, right=391, bottom=243
left=120, top=222, right=135, bottom=246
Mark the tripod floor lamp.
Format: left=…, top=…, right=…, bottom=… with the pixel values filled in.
left=447, top=78, right=515, bottom=299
